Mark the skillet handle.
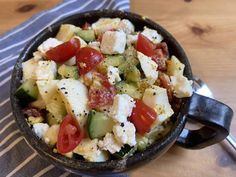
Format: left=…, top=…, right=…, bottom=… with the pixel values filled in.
left=176, top=93, right=233, bottom=149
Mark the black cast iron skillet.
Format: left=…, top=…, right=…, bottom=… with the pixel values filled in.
left=10, top=10, right=233, bottom=176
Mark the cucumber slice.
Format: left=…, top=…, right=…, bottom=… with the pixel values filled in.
left=136, top=135, right=149, bottom=151
left=115, top=81, right=142, bottom=99
left=88, top=110, right=115, bottom=139
left=15, top=79, right=38, bottom=105
left=124, top=65, right=141, bottom=83
left=97, top=55, right=125, bottom=74
left=58, top=64, right=78, bottom=79
left=76, top=30, right=96, bottom=42
left=114, top=144, right=137, bottom=159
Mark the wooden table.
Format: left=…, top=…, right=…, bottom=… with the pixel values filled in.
left=0, top=0, right=235, bottom=176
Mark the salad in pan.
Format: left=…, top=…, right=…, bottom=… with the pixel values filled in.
left=15, top=18, right=193, bottom=162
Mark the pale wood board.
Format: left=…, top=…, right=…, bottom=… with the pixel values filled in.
left=0, top=0, right=235, bottom=176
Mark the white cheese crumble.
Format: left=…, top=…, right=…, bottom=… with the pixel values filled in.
left=101, top=30, right=126, bottom=54
left=36, top=60, right=57, bottom=80
left=107, top=66, right=121, bottom=85
left=137, top=52, right=158, bottom=84
left=113, top=121, right=136, bottom=146
left=141, top=26, right=163, bottom=44
left=110, top=94, right=136, bottom=123
left=98, top=133, right=122, bottom=154
left=117, top=19, right=135, bottom=34
left=170, top=74, right=193, bottom=98
left=32, top=123, right=49, bottom=139
left=38, top=38, right=62, bottom=55
left=142, top=85, right=174, bottom=124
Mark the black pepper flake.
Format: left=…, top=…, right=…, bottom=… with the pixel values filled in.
left=153, top=92, right=156, bottom=96
left=65, top=91, right=68, bottom=94
left=79, top=113, right=82, bottom=117
left=45, top=91, right=48, bottom=94
left=123, top=130, right=125, bottom=132
left=72, top=110, right=74, bottom=113
left=84, top=113, right=88, bottom=116
left=121, top=123, right=124, bottom=127
left=61, top=87, right=65, bottom=90
left=103, top=109, right=107, bottom=111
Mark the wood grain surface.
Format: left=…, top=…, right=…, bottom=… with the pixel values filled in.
left=0, top=0, right=235, bottom=177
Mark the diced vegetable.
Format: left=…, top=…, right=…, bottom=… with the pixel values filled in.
left=76, top=30, right=96, bottom=42
left=124, top=65, right=141, bottom=82
left=136, top=135, right=149, bottom=151
left=57, top=79, right=88, bottom=126
left=114, top=144, right=137, bottom=159
left=129, top=99, right=157, bottom=135
left=76, top=47, right=104, bottom=75
left=27, top=116, right=44, bottom=125
left=115, top=81, right=142, bottom=99
left=57, top=114, right=84, bottom=153
left=15, top=79, right=38, bottom=105
left=46, top=38, right=80, bottom=62
left=58, top=64, right=78, bottom=79
left=87, top=110, right=115, bottom=139
left=56, top=24, right=78, bottom=42
left=30, top=95, right=46, bottom=109
left=47, top=113, right=59, bottom=126
left=97, top=55, right=125, bottom=74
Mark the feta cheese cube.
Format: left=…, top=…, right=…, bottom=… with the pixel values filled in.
left=98, top=133, right=122, bottom=154
left=143, top=85, right=174, bottom=123
left=32, top=123, right=49, bottom=139
left=113, top=122, right=136, bottom=146
left=22, top=58, right=38, bottom=81
left=57, top=79, right=89, bottom=126
left=170, top=74, right=193, bottom=98
left=107, top=66, right=121, bottom=85
left=110, top=94, right=136, bottom=123
left=91, top=18, right=121, bottom=35
left=127, top=34, right=138, bottom=45
left=33, top=51, right=43, bottom=61
left=73, top=138, right=108, bottom=162
left=38, top=38, right=62, bottom=55
left=101, top=31, right=126, bottom=54
left=118, top=19, right=135, bottom=34
left=141, top=27, right=163, bottom=44
left=137, top=52, right=158, bottom=84
left=167, top=56, right=185, bottom=76
left=36, top=60, right=57, bottom=80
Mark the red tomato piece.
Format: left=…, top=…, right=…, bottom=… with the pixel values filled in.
left=88, top=73, right=116, bottom=109
left=57, top=114, right=84, bottom=154
left=82, top=22, right=91, bottom=30
left=76, top=47, right=104, bottom=75
left=159, top=73, right=173, bottom=102
left=136, top=33, right=156, bottom=57
left=152, top=42, right=169, bottom=71
left=46, top=38, right=80, bottom=62
left=136, top=33, right=169, bottom=71
left=129, top=99, right=157, bottom=135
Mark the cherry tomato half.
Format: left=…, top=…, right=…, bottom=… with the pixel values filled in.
left=46, top=38, right=80, bottom=62
left=129, top=99, right=157, bottom=135
left=57, top=114, right=84, bottom=154
left=76, top=47, right=104, bottom=75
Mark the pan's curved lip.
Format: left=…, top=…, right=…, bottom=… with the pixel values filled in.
left=10, top=9, right=191, bottom=175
